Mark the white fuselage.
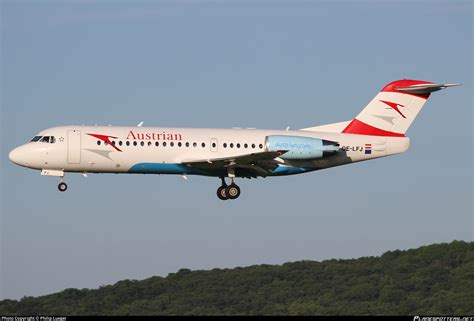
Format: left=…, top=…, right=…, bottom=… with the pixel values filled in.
left=8, top=79, right=456, bottom=198
left=9, top=125, right=410, bottom=177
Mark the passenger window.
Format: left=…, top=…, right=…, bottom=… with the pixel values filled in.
left=259, top=144, right=263, bottom=149
left=185, top=142, right=189, bottom=147
left=178, top=142, right=182, bottom=147
left=163, top=142, right=167, bottom=147
left=193, top=142, right=197, bottom=147
left=230, top=143, right=234, bottom=148
left=126, top=141, right=130, bottom=146
left=148, top=141, right=152, bottom=146
left=140, top=141, right=145, bottom=146
left=119, top=141, right=123, bottom=146
left=212, top=143, right=216, bottom=148
left=133, top=141, right=137, bottom=146
left=97, top=140, right=101, bottom=146
left=170, top=142, right=174, bottom=147
left=155, top=142, right=159, bottom=147
left=251, top=144, right=256, bottom=148
left=201, top=142, right=205, bottom=148
left=223, top=143, right=227, bottom=148
left=244, top=143, right=248, bottom=148
left=111, top=141, right=116, bottom=146
left=30, top=136, right=42, bottom=142
left=236, top=143, right=241, bottom=148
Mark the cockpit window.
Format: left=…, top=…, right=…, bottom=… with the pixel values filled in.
left=30, top=135, right=56, bottom=143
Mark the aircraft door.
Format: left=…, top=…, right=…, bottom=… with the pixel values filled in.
left=67, top=130, right=81, bottom=164
left=210, top=137, right=218, bottom=152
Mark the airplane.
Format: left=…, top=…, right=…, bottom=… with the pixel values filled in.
left=8, top=79, right=459, bottom=200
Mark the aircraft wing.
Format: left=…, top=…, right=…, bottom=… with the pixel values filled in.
left=182, top=150, right=288, bottom=177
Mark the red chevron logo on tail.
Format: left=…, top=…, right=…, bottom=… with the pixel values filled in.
left=379, top=100, right=407, bottom=119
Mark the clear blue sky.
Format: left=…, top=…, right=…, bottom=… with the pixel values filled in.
left=1, top=0, right=472, bottom=300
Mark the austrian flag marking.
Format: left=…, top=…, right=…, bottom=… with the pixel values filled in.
left=365, top=144, right=372, bottom=155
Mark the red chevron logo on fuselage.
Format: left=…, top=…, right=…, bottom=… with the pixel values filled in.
left=379, top=100, right=407, bottom=119
left=87, top=133, right=122, bottom=152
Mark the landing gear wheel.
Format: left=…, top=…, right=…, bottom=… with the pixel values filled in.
left=58, top=182, right=68, bottom=192
left=226, top=184, right=240, bottom=199
left=217, top=186, right=229, bottom=200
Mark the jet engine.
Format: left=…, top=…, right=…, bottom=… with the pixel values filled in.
left=265, top=135, right=339, bottom=160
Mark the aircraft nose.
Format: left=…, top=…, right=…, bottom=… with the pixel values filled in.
left=9, top=147, right=20, bottom=165
left=9, top=146, right=28, bottom=166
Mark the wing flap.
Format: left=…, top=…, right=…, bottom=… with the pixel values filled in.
left=182, top=150, right=287, bottom=176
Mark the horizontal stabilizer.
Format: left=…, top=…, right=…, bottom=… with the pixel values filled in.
left=395, top=83, right=460, bottom=94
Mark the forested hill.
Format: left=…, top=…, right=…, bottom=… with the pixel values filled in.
left=1, top=241, right=473, bottom=315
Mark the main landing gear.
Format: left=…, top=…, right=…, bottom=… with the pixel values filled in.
left=217, top=177, right=241, bottom=200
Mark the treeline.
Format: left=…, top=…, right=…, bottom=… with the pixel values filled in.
left=1, top=241, right=473, bottom=315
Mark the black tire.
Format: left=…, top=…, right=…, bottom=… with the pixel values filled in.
left=226, top=184, right=240, bottom=199
left=217, top=186, right=228, bottom=200
left=58, top=182, right=68, bottom=192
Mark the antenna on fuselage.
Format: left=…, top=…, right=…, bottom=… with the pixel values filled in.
left=137, top=121, right=144, bottom=127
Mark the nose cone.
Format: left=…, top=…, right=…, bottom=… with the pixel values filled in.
left=9, top=147, right=20, bottom=164
left=9, top=145, right=29, bottom=167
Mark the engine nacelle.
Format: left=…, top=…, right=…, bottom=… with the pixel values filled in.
left=265, top=135, right=339, bottom=160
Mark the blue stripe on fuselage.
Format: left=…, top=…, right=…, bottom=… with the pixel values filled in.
left=128, top=163, right=226, bottom=176
left=128, top=162, right=312, bottom=177
left=270, top=165, right=310, bottom=176
left=129, top=163, right=201, bottom=174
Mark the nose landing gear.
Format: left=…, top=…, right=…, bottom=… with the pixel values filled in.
left=58, top=182, right=68, bottom=192
left=41, top=170, right=68, bottom=192
left=57, top=175, right=68, bottom=192
left=216, top=177, right=241, bottom=200
left=58, top=176, right=68, bottom=192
